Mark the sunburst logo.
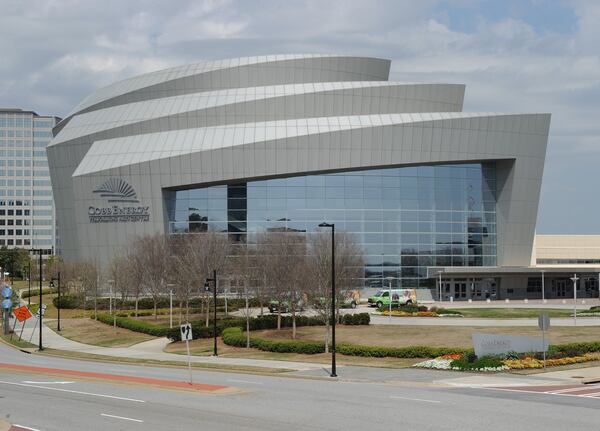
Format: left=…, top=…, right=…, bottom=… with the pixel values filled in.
left=93, top=178, right=139, bottom=203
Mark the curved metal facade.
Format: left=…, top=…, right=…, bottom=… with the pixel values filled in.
left=48, top=54, right=550, bottom=277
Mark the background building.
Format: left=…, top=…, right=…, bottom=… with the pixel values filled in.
left=0, top=108, right=58, bottom=255
left=48, top=54, right=554, bottom=297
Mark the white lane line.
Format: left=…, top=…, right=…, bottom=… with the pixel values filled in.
left=0, top=380, right=145, bottom=403
left=480, top=387, right=600, bottom=400
left=101, top=413, right=144, bottom=423
left=545, top=386, right=598, bottom=394
left=227, top=379, right=264, bottom=385
left=12, top=425, right=42, bottom=431
left=389, top=395, right=441, bottom=404
left=22, top=381, right=74, bottom=385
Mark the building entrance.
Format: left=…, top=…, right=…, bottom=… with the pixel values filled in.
left=555, top=279, right=568, bottom=297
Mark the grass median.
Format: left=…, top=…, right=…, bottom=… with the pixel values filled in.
left=45, top=318, right=156, bottom=347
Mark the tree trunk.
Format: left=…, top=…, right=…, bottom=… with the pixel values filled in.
left=324, top=317, right=330, bottom=353
left=205, top=296, right=210, bottom=328
left=178, top=299, right=183, bottom=325
left=153, top=299, right=157, bottom=320
left=135, top=296, right=139, bottom=317
left=94, top=295, right=97, bottom=321
left=292, top=306, right=296, bottom=339
left=245, top=285, right=250, bottom=349
left=277, top=307, right=281, bottom=330
left=185, top=298, right=189, bottom=322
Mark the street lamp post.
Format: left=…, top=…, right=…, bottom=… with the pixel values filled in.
left=570, top=273, right=579, bottom=326
left=319, top=222, right=336, bottom=378
left=30, top=249, right=44, bottom=350
left=28, top=262, right=31, bottom=306
left=204, top=270, right=218, bottom=356
left=49, top=272, right=61, bottom=332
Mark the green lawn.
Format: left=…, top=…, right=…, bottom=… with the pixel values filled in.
left=1, top=333, right=36, bottom=349
left=445, top=308, right=577, bottom=319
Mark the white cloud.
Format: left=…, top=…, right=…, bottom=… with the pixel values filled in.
left=0, top=0, right=598, bottom=232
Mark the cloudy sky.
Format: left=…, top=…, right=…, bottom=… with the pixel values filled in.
left=1, top=0, right=598, bottom=234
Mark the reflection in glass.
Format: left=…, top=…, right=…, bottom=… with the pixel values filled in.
left=168, top=163, right=496, bottom=288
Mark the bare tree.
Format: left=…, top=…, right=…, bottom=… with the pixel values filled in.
left=169, top=231, right=230, bottom=327
left=79, top=260, right=101, bottom=320
left=308, top=230, right=364, bottom=351
left=109, top=251, right=133, bottom=313
left=227, top=244, right=258, bottom=348
left=259, top=231, right=307, bottom=337
left=127, top=243, right=146, bottom=317
left=170, top=235, right=205, bottom=323
left=131, top=234, right=170, bottom=319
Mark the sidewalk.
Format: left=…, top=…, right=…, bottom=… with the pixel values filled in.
left=15, top=318, right=323, bottom=372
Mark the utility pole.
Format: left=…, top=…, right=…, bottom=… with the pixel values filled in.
left=204, top=270, right=218, bottom=356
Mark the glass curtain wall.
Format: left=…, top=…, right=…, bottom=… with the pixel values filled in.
left=167, top=163, right=497, bottom=288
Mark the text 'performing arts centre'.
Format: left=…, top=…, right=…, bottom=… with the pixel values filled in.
left=48, top=54, right=551, bottom=297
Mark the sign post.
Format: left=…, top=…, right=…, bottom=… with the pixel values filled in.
left=180, top=323, right=193, bottom=385
left=2, top=285, right=13, bottom=336
left=13, top=305, right=32, bottom=341
left=28, top=304, right=46, bottom=343
left=538, top=313, right=550, bottom=368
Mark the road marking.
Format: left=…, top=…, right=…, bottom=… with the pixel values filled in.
left=101, top=413, right=144, bottom=423
left=0, top=381, right=145, bottom=403
left=227, top=379, right=264, bottom=385
left=11, top=425, right=42, bottom=431
left=481, top=387, right=600, bottom=400
left=22, top=381, right=74, bottom=385
left=389, top=395, right=441, bottom=404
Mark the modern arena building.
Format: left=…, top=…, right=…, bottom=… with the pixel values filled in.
left=47, top=54, right=600, bottom=300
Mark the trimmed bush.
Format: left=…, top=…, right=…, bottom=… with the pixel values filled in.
left=96, top=313, right=170, bottom=337
left=221, top=327, right=468, bottom=359
left=450, top=354, right=505, bottom=370
left=21, top=287, right=57, bottom=299
left=222, top=327, right=326, bottom=354
left=336, top=343, right=467, bottom=359
left=342, top=313, right=370, bottom=325
left=52, top=294, right=82, bottom=309
left=548, top=341, right=600, bottom=359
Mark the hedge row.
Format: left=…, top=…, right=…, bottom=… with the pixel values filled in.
left=166, top=313, right=371, bottom=341
left=548, top=342, right=600, bottom=358
left=221, top=327, right=468, bottom=358
left=21, top=287, right=57, bottom=299
left=95, top=313, right=171, bottom=337
left=222, top=327, right=325, bottom=354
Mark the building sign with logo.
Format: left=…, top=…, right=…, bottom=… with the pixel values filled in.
left=472, top=332, right=548, bottom=357
left=88, top=178, right=150, bottom=223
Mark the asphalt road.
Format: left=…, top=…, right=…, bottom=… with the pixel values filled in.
left=2, top=342, right=600, bottom=430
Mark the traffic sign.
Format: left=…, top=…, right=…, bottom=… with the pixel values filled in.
left=1, top=286, right=12, bottom=299
left=538, top=313, right=550, bottom=331
left=180, top=323, right=193, bottom=341
left=1, top=298, right=12, bottom=309
left=36, top=304, right=47, bottom=317
left=13, top=306, right=32, bottom=322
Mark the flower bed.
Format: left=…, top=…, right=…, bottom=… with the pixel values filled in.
left=413, top=353, right=508, bottom=372
left=380, top=307, right=463, bottom=318
left=505, top=352, right=600, bottom=369
left=414, top=350, right=600, bottom=372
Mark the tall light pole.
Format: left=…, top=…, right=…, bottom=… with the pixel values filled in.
left=205, top=270, right=218, bottom=356
left=570, top=273, right=579, bottom=326
left=30, top=249, right=44, bottom=350
left=319, top=222, right=336, bottom=378
left=27, top=262, right=31, bottom=306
